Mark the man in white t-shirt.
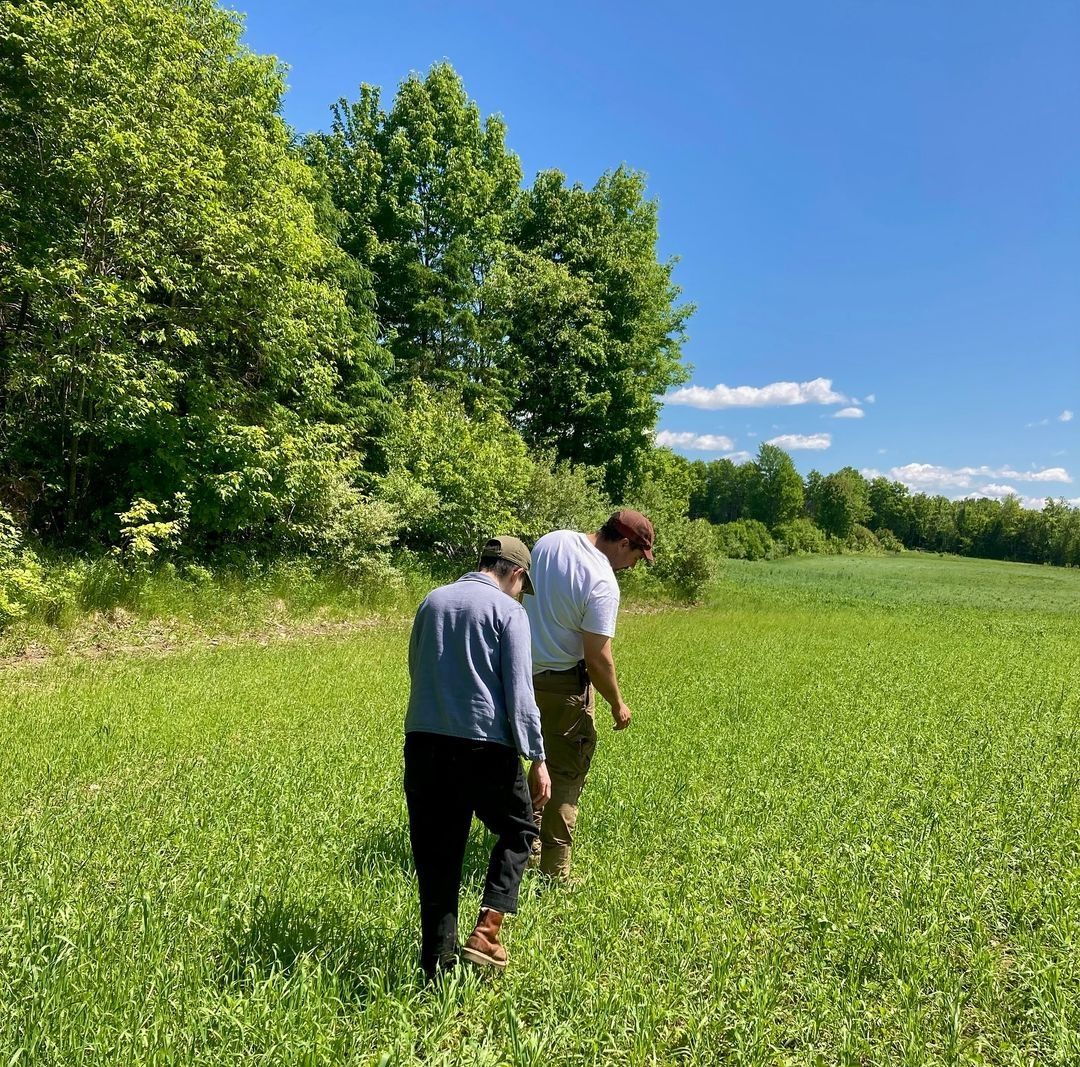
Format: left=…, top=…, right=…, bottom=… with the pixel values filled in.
left=524, top=509, right=655, bottom=879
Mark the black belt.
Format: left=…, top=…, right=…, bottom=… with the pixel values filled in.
left=535, top=660, right=590, bottom=685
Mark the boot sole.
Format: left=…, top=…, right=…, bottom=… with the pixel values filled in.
left=460, top=946, right=508, bottom=969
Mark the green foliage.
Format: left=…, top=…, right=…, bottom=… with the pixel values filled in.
left=689, top=457, right=753, bottom=524
left=0, top=506, right=44, bottom=623
left=746, top=443, right=804, bottom=529
left=508, top=168, right=692, bottom=496
left=647, top=516, right=718, bottom=599
left=624, top=447, right=694, bottom=531
left=75, top=554, right=147, bottom=613
left=0, top=0, right=374, bottom=549
left=1039, top=498, right=1080, bottom=567
left=845, top=523, right=882, bottom=553
left=909, top=493, right=959, bottom=553
left=376, top=385, right=534, bottom=556
left=117, top=494, right=188, bottom=563
left=811, top=467, right=872, bottom=540
left=312, top=65, right=523, bottom=409
left=515, top=454, right=610, bottom=544
left=774, top=516, right=829, bottom=555
left=713, top=518, right=775, bottom=561
left=310, top=63, right=693, bottom=499
left=875, top=526, right=905, bottom=552
left=618, top=449, right=718, bottom=599
left=868, top=476, right=913, bottom=542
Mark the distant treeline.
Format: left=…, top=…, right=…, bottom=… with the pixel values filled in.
left=686, top=448, right=1080, bottom=567
left=0, top=0, right=1076, bottom=627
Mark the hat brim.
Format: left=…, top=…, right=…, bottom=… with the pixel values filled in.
left=522, top=571, right=535, bottom=595
left=642, top=547, right=655, bottom=563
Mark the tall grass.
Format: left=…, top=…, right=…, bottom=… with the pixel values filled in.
left=0, top=554, right=445, bottom=657
left=0, top=548, right=706, bottom=658
left=0, top=554, right=1077, bottom=1063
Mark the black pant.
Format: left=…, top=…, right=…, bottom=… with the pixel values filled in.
left=403, top=732, right=537, bottom=976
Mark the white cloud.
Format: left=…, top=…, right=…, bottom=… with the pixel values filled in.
left=865, top=394, right=876, bottom=404
left=860, top=468, right=883, bottom=479
left=888, top=462, right=1073, bottom=492
left=655, top=430, right=735, bottom=452
left=665, top=377, right=848, bottom=410
left=978, top=484, right=1019, bottom=499
left=833, top=407, right=864, bottom=419
left=725, top=451, right=754, bottom=464
left=1016, top=467, right=1071, bottom=482
left=1029, top=410, right=1073, bottom=427
left=890, top=463, right=973, bottom=489
left=766, top=433, right=832, bottom=451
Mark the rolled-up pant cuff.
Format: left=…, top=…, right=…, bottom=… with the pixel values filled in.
left=481, top=889, right=517, bottom=914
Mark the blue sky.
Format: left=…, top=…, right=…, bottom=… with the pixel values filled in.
left=238, top=1, right=1079, bottom=506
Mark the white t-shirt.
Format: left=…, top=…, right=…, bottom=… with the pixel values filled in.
left=525, top=530, right=620, bottom=671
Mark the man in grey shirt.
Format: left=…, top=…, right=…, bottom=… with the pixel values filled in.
left=404, top=536, right=551, bottom=977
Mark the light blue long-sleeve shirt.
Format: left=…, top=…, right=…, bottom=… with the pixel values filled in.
left=405, top=572, right=545, bottom=762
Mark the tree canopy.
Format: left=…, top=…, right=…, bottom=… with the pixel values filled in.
left=2, top=0, right=1077, bottom=581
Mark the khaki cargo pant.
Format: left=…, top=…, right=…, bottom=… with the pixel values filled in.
left=531, top=666, right=597, bottom=878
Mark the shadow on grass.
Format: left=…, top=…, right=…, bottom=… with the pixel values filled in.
left=349, top=821, right=496, bottom=891
left=219, top=893, right=416, bottom=1000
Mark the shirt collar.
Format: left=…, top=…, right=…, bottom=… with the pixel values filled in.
left=460, top=571, right=500, bottom=589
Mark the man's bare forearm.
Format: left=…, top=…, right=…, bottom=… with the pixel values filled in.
left=584, top=646, right=622, bottom=709
left=582, top=632, right=631, bottom=729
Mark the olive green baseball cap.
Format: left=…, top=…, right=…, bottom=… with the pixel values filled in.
left=479, top=535, right=535, bottom=595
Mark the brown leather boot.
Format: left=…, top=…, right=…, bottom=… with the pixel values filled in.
left=461, top=908, right=507, bottom=969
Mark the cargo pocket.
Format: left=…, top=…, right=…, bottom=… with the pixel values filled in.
left=560, top=690, right=597, bottom=776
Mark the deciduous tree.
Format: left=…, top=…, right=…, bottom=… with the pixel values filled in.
left=0, top=0, right=374, bottom=554
left=507, top=168, right=691, bottom=496
left=812, top=467, right=871, bottom=540
left=746, top=443, right=804, bottom=529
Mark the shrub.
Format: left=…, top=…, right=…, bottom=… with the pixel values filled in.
left=285, top=487, right=399, bottom=576
left=647, top=517, right=719, bottom=600
left=516, top=455, right=610, bottom=543
left=875, top=527, right=905, bottom=553
left=117, top=495, right=189, bottom=565
left=773, top=517, right=828, bottom=556
left=713, top=519, right=775, bottom=561
left=0, top=508, right=45, bottom=627
left=377, top=386, right=534, bottom=556
left=846, top=524, right=883, bottom=553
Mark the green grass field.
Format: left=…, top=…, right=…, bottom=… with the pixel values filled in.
left=2, top=554, right=1078, bottom=1065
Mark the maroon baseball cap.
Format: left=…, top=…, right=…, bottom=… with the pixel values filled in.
left=609, top=509, right=655, bottom=561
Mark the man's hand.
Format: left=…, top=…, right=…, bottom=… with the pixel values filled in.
left=611, top=702, right=632, bottom=731
left=528, top=760, right=551, bottom=808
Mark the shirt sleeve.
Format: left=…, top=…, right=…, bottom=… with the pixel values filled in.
left=501, top=607, right=545, bottom=762
left=582, top=577, right=620, bottom=638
